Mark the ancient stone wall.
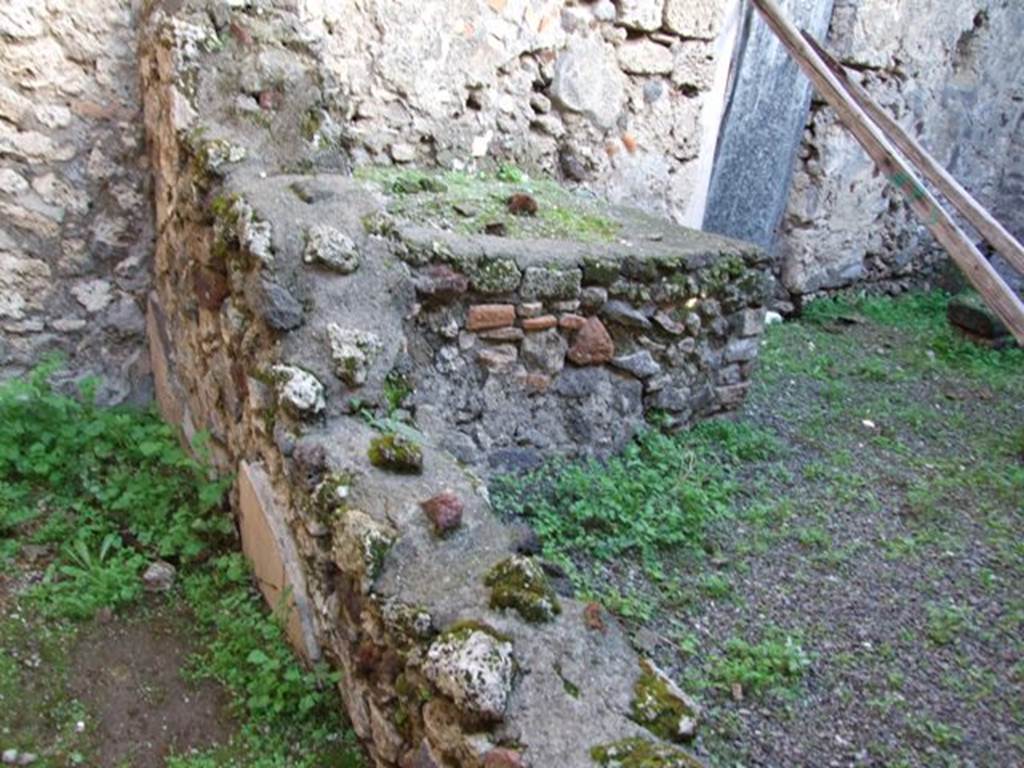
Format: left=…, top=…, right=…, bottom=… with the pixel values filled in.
left=386, top=179, right=768, bottom=472
left=0, top=0, right=153, bottom=403
left=138, top=2, right=769, bottom=764
left=303, top=0, right=741, bottom=226
left=778, top=0, right=1024, bottom=300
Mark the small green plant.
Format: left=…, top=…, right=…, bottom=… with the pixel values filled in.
left=40, top=534, right=145, bottom=619
left=709, top=632, right=811, bottom=696
left=495, top=163, right=526, bottom=183
left=382, top=371, right=412, bottom=414
left=176, top=554, right=362, bottom=767
left=697, top=572, right=733, bottom=600
left=925, top=601, right=969, bottom=646
left=907, top=716, right=964, bottom=749
left=0, top=356, right=231, bottom=587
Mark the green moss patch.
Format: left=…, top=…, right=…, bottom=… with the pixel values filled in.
left=590, top=738, right=704, bottom=768
left=368, top=433, right=423, bottom=474
left=354, top=166, right=620, bottom=243
left=484, top=556, right=561, bottom=623
left=441, top=619, right=513, bottom=645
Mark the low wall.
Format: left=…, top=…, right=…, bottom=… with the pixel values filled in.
left=139, top=1, right=770, bottom=765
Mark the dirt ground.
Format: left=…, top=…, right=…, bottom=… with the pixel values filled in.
left=0, top=589, right=236, bottom=768
left=68, top=605, right=235, bottom=767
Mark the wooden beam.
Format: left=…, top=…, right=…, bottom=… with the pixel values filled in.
left=803, top=32, right=1024, bottom=277
left=750, top=0, right=1024, bottom=345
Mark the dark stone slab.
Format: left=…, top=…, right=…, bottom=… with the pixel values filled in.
left=947, top=291, right=1010, bottom=339
left=703, top=0, right=835, bottom=249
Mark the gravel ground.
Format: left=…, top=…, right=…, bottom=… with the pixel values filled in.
left=659, top=310, right=1022, bottom=767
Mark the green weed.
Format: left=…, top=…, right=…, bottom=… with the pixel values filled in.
left=925, top=602, right=970, bottom=647
left=708, top=632, right=811, bottom=696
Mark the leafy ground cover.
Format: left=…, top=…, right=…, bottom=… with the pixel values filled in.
left=494, top=292, right=1024, bottom=767
left=0, top=359, right=363, bottom=767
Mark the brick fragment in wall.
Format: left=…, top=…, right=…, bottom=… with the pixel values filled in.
left=467, top=304, right=516, bottom=331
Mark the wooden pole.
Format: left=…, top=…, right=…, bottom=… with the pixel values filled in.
left=803, top=32, right=1024, bottom=277
left=750, top=0, right=1024, bottom=344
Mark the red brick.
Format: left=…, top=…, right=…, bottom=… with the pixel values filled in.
left=522, top=314, right=557, bottom=332
left=558, top=313, right=586, bottom=330
left=467, top=304, right=516, bottom=331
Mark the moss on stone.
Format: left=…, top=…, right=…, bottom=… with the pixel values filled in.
left=630, top=661, right=699, bottom=743
left=381, top=600, right=435, bottom=647
left=210, top=192, right=242, bottom=223
left=331, top=508, right=397, bottom=585
left=484, top=556, right=561, bottom=624
left=361, top=211, right=397, bottom=238
left=520, top=265, right=582, bottom=301
left=582, top=256, right=621, bottom=286
left=554, top=662, right=580, bottom=699
left=469, top=258, right=522, bottom=294
left=300, top=108, right=323, bottom=141
left=368, top=433, right=423, bottom=474
left=699, top=254, right=747, bottom=297
left=364, top=525, right=395, bottom=580
left=307, top=472, right=354, bottom=521
left=590, top=738, right=704, bottom=768
left=608, top=280, right=653, bottom=304
left=441, top=619, right=513, bottom=645
left=355, top=166, right=620, bottom=243
left=192, top=136, right=246, bottom=181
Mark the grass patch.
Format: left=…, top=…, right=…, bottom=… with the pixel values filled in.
left=800, top=292, right=1024, bottom=385
left=355, top=165, right=620, bottom=242
left=493, top=421, right=779, bottom=588
left=491, top=420, right=781, bottom=625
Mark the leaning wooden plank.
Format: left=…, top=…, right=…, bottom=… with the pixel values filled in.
left=750, top=0, right=1024, bottom=344
left=803, top=32, right=1024, bottom=277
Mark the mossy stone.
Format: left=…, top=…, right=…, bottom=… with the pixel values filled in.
left=441, top=619, right=513, bottom=644
left=630, top=661, right=700, bottom=742
left=583, top=256, right=621, bottom=286
left=368, top=433, right=423, bottom=474
left=470, top=258, right=522, bottom=294
left=590, top=738, right=703, bottom=768
left=306, top=472, right=353, bottom=521
left=484, top=556, right=561, bottom=623
left=520, top=266, right=582, bottom=301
